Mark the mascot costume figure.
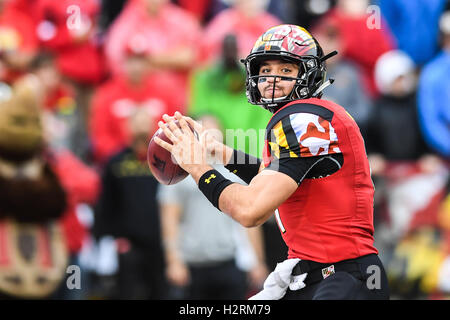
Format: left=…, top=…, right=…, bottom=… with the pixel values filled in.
left=0, top=77, right=69, bottom=299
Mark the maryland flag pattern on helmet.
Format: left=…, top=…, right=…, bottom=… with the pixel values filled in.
left=251, top=24, right=318, bottom=57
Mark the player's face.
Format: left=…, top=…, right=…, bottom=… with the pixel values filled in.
left=257, top=60, right=299, bottom=99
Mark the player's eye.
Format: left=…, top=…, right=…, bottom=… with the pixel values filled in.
left=260, top=67, right=271, bottom=74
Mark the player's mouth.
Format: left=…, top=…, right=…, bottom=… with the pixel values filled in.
left=265, top=86, right=283, bottom=93
left=264, top=87, right=284, bottom=97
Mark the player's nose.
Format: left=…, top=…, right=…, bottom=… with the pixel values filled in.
left=266, top=75, right=281, bottom=83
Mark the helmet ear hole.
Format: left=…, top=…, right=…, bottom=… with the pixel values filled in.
left=299, top=88, right=309, bottom=97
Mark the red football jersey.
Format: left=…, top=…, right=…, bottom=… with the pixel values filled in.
left=262, top=98, right=378, bottom=263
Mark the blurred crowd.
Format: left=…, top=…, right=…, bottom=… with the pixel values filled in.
left=0, top=0, right=449, bottom=300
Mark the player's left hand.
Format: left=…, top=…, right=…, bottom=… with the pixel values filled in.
left=154, top=111, right=209, bottom=174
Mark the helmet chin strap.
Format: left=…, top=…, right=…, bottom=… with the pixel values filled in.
left=261, top=96, right=288, bottom=103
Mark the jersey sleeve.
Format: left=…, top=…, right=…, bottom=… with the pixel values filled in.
left=267, top=112, right=341, bottom=160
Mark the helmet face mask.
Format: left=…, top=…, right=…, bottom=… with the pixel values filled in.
left=242, top=25, right=329, bottom=113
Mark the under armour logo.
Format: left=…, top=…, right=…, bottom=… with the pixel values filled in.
left=204, top=174, right=216, bottom=184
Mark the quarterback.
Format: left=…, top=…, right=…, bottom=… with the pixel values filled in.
left=155, top=24, right=389, bottom=300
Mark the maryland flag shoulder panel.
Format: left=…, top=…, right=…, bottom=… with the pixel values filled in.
left=268, top=112, right=341, bottom=159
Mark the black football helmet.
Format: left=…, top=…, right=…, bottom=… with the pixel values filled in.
left=241, top=24, right=337, bottom=113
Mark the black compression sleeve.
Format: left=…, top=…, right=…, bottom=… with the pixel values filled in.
left=224, top=149, right=261, bottom=184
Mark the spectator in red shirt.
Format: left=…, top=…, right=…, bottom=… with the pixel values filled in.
left=314, top=0, right=396, bottom=96
left=199, top=0, right=281, bottom=66
left=35, top=0, right=105, bottom=85
left=35, top=0, right=106, bottom=141
left=104, top=0, right=201, bottom=108
left=90, top=40, right=181, bottom=165
left=0, top=0, right=39, bottom=83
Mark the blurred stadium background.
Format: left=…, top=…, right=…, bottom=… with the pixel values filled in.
left=0, top=0, right=449, bottom=300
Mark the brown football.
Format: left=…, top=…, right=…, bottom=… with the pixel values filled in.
left=147, top=121, right=191, bottom=185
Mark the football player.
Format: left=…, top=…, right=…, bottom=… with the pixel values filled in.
left=155, top=24, right=389, bottom=300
